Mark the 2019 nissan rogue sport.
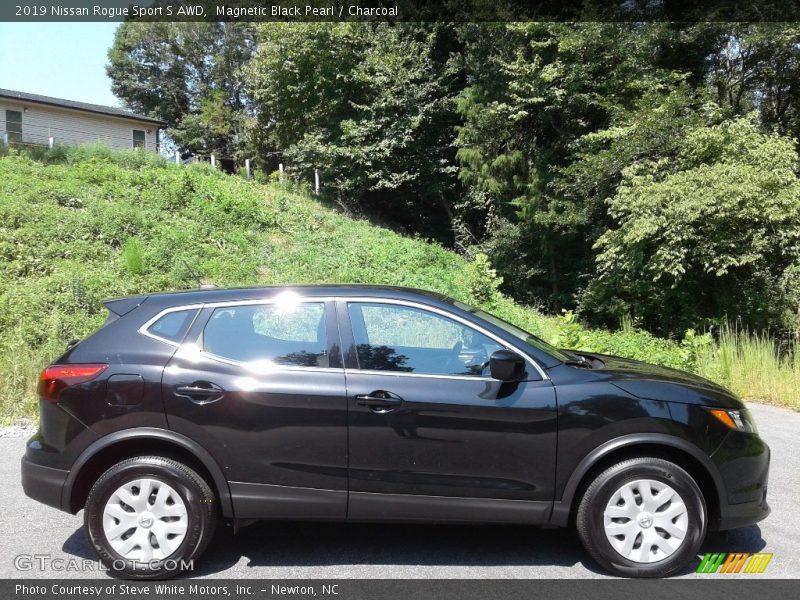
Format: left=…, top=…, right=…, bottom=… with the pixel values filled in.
left=21, top=285, right=770, bottom=579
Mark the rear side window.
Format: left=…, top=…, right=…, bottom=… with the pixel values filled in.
left=146, top=309, right=198, bottom=344
left=203, top=303, right=328, bottom=367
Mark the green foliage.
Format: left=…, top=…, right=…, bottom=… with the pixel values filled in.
left=694, top=324, right=800, bottom=410
left=585, top=116, right=800, bottom=334
left=549, top=311, right=594, bottom=352
left=3, top=145, right=800, bottom=420
left=453, top=23, right=687, bottom=307
left=122, top=238, right=145, bottom=275
left=246, top=22, right=460, bottom=239
left=548, top=311, right=706, bottom=371
left=106, top=22, right=800, bottom=338
left=465, top=253, right=503, bottom=307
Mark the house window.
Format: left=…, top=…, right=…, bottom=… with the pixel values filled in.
left=132, top=129, right=146, bottom=149
left=5, top=110, right=22, bottom=143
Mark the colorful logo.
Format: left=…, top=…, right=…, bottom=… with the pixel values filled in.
left=696, top=553, right=773, bottom=574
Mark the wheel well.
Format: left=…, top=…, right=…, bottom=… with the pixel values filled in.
left=568, top=443, right=720, bottom=527
left=68, top=438, right=220, bottom=514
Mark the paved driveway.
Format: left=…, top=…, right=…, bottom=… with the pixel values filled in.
left=1, top=403, right=796, bottom=579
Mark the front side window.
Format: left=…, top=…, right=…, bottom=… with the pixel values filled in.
left=204, top=302, right=328, bottom=368
left=453, top=300, right=571, bottom=363
left=348, top=302, right=503, bottom=376
left=5, top=110, right=22, bottom=143
left=132, top=129, right=145, bottom=149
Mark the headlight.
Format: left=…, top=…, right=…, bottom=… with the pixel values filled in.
left=708, top=408, right=758, bottom=433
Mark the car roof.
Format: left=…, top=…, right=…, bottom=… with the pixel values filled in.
left=117, top=285, right=455, bottom=310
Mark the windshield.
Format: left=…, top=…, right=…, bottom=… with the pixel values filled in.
left=452, top=300, right=571, bottom=362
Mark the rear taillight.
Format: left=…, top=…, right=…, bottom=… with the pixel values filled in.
left=37, top=364, right=108, bottom=403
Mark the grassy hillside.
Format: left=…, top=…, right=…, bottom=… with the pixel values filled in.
left=1, top=145, right=798, bottom=422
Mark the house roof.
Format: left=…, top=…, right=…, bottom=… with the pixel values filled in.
left=0, top=88, right=166, bottom=126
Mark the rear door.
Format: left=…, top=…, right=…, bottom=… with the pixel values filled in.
left=161, top=296, right=348, bottom=519
left=339, top=299, right=558, bottom=523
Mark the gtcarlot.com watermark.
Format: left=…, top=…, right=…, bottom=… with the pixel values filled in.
left=13, top=553, right=193, bottom=573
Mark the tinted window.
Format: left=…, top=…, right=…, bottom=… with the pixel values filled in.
left=204, top=303, right=328, bottom=367
left=132, top=129, right=145, bottom=149
left=453, top=299, right=571, bottom=363
left=147, top=309, right=198, bottom=344
left=348, top=303, right=503, bottom=376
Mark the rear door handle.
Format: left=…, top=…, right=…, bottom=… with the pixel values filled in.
left=175, top=382, right=224, bottom=404
left=355, top=391, right=403, bottom=411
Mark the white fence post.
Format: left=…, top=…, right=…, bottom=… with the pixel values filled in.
left=245, top=158, right=251, bottom=179
left=210, top=154, right=216, bottom=168
left=175, top=152, right=180, bottom=165
left=314, top=169, right=320, bottom=195
left=279, top=163, right=284, bottom=183
left=2, top=132, right=8, bottom=146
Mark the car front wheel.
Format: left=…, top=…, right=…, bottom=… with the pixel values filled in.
left=84, top=456, right=217, bottom=579
left=576, top=457, right=706, bottom=578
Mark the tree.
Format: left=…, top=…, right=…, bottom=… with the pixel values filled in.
left=107, top=22, right=256, bottom=158
left=708, top=24, right=800, bottom=140
left=453, top=23, right=693, bottom=307
left=245, top=23, right=462, bottom=239
left=583, top=116, right=800, bottom=335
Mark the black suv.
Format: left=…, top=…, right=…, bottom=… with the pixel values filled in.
left=22, top=286, right=770, bottom=579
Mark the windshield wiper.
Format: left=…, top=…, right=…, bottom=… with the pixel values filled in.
left=562, top=350, right=594, bottom=369
left=564, top=359, right=593, bottom=369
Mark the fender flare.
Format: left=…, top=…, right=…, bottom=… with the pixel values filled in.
left=61, top=427, right=234, bottom=518
left=549, top=433, right=724, bottom=527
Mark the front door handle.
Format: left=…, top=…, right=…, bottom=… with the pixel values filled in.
left=355, top=391, right=403, bottom=411
left=175, top=382, right=224, bottom=404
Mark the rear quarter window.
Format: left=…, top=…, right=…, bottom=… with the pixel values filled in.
left=146, top=309, right=199, bottom=344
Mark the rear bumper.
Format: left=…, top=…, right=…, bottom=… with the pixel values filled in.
left=20, top=402, right=99, bottom=513
left=20, top=455, right=69, bottom=512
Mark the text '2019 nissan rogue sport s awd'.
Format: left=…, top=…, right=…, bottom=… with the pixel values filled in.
left=21, top=286, right=770, bottom=579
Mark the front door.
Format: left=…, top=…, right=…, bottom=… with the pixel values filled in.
left=340, top=300, right=558, bottom=523
left=162, top=297, right=347, bottom=519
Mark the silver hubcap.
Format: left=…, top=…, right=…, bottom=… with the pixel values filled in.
left=603, top=479, right=689, bottom=563
left=102, top=478, right=188, bottom=561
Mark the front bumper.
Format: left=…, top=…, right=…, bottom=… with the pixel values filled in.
left=713, top=491, right=770, bottom=531
left=21, top=455, right=69, bottom=512
left=711, top=430, right=771, bottom=531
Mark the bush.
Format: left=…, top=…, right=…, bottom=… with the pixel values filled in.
left=466, top=253, right=503, bottom=306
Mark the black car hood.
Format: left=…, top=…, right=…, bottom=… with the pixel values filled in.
left=577, top=352, right=744, bottom=409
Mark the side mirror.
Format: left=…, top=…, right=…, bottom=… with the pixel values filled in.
left=489, top=349, right=526, bottom=382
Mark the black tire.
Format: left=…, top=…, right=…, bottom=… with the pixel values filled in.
left=84, top=456, right=217, bottom=579
left=576, top=457, right=706, bottom=578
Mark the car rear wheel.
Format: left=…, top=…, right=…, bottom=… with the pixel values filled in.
left=576, top=457, right=706, bottom=578
left=85, top=456, right=217, bottom=579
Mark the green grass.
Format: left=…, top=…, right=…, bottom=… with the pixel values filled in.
left=695, top=326, right=800, bottom=410
left=0, top=144, right=798, bottom=422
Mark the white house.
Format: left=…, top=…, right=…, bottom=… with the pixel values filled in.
left=0, top=88, right=165, bottom=152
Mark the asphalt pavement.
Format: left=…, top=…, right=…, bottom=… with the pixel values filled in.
left=1, top=403, right=797, bottom=579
